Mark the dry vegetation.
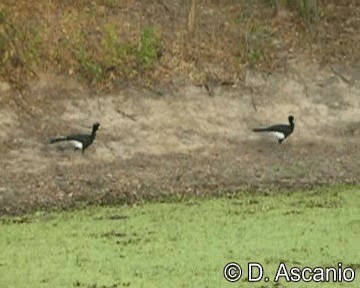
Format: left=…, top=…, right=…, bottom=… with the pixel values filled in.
left=0, top=0, right=359, bottom=90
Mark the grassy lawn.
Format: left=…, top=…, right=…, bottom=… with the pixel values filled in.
left=0, top=185, right=359, bottom=287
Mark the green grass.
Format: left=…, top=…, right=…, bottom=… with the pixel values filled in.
left=0, top=185, right=359, bottom=287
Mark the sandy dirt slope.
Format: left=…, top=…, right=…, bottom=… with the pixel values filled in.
left=0, top=61, right=359, bottom=214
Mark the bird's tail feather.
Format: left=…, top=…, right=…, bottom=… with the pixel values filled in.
left=252, top=128, right=269, bottom=132
left=49, top=136, right=67, bottom=144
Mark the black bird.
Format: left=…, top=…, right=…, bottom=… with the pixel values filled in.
left=253, top=115, right=294, bottom=143
left=49, top=122, right=100, bottom=152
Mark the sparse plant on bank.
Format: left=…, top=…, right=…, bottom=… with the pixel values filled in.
left=137, top=27, right=161, bottom=70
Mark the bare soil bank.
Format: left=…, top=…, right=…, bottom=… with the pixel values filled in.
left=0, top=60, right=359, bottom=215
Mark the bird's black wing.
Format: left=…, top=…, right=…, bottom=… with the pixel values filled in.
left=253, top=124, right=288, bottom=133
left=64, top=133, right=91, bottom=143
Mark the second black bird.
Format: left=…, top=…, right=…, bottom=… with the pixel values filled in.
left=253, top=115, right=294, bottom=143
left=49, top=122, right=100, bottom=153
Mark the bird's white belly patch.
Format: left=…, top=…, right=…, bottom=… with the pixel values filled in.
left=70, top=140, right=83, bottom=149
left=271, top=132, right=285, bottom=140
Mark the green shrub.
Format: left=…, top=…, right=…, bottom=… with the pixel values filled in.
left=24, top=26, right=42, bottom=65
left=102, top=23, right=120, bottom=67
left=246, top=25, right=269, bottom=68
left=0, top=34, right=7, bottom=57
left=137, top=27, right=160, bottom=69
left=0, top=18, right=42, bottom=71
left=0, top=10, right=6, bottom=24
left=102, top=23, right=135, bottom=69
left=76, top=44, right=104, bottom=83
